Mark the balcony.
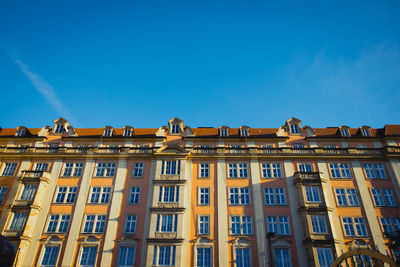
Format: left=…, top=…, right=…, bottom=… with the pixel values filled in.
left=20, top=171, right=50, bottom=183
left=293, top=172, right=322, bottom=184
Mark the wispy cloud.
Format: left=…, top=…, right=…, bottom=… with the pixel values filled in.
left=3, top=47, right=76, bottom=124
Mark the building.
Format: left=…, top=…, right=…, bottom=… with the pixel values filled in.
left=0, top=117, right=400, bottom=267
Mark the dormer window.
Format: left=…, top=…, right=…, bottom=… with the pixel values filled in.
left=340, top=129, right=350, bottom=137
left=104, top=129, right=112, bottom=137
left=123, top=129, right=132, bottom=137
left=240, top=129, right=249, bottom=137
left=361, top=128, right=370, bottom=137
left=171, top=124, right=180, bottom=134
left=54, top=124, right=64, bottom=133
left=220, top=128, right=228, bottom=137
left=16, top=128, right=26, bottom=137
left=290, top=124, right=300, bottom=134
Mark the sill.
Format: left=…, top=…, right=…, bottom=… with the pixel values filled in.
left=53, top=202, right=75, bottom=205
left=330, top=178, right=353, bottom=180
left=87, top=203, right=110, bottom=205
left=262, top=177, right=283, bottom=179
left=227, top=177, right=248, bottom=179
left=132, top=176, right=143, bottom=178
left=198, top=177, right=210, bottom=179
left=337, top=205, right=360, bottom=208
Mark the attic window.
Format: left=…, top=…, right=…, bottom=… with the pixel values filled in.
left=290, top=124, right=300, bottom=134
left=16, top=129, right=26, bottom=136
left=171, top=124, right=180, bottom=134
left=104, top=129, right=112, bottom=137
left=54, top=124, right=64, bottom=133
left=361, top=128, right=370, bottom=137
left=241, top=129, right=249, bottom=137
left=341, top=129, right=350, bottom=137
left=220, top=129, right=228, bottom=137
left=123, top=129, right=132, bottom=137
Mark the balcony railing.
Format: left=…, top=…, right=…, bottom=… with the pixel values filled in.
left=21, top=170, right=50, bottom=179
left=293, top=172, right=322, bottom=184
left=0, top=146, right=157, bottom=155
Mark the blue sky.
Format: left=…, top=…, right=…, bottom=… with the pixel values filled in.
left=1, top=1, right=399, bottom=129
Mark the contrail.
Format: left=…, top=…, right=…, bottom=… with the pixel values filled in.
left=4, top=47, right=76, bottom=124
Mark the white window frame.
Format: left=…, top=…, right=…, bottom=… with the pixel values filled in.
left=82, top=215, right=107, bottom=233
left=264, top=187, right=287, bottom=206
left=125, top=215, right=137, bottom=234
left=9, top=212, right=28, bottom=231
left=316, top=247, right=334, bottom=267
left=371, top=188, right=397, bottom=207
left=361, top=128, right=371, bottom=137
left=298, top=163, right=313, bottom=173
left=95, top=162, right=116, bottom=177
left=129, top=187, right=141, bottom=205
left=228, top=163, right=248, bottom=178
left=54, top=124, right=64, bottom=133
left=290, top=124, right=300, bottom=134
left=230, top=215, right=253, bottom=235
left=196, top=246, right=213, bottom=267
left=40, top=245, right=61, bottom=266
left=266, top=216, right=290, bottom=235
left=54, top=187, right=78, bottom=204
left=198, top=215, right=210, bottom=235
left=20, top=184, right=37, bottom=201
left=334, top=188, right=359, bottom=206
left=241, top=129, right=249, bottom=136
left=274, top=248, right=291, bottom=267
left=158, top=186, right=179, bottom=203
left=89, top=187, right=112, bottom=204
left=155, top=214, right=178, bottom=233
left=132, top=162, right=144, bottom=177
left=261, top=163, right=282, bottom=178
left=79, top=245, right=98, bottom=266
left=123, top=129, right=132, bottom=137
left=342, top=217, right=368, bottom=237
left=35, top=162, right=49, bottom=171
left=310, top=215, right=328, bottom=233
left=199, top=163, right=210, bottom=178
left=171, top=124, right=180, bottom=134
left=46, top=214, right=71, bottom=233
left=161, top=160, right=180, bottom=175
left=379, top=217, right=400, bottom=235
left=62, top=162, right=84, bottom=177
left=329, top=163, right=352, bottom=178
left=363, top=163, right=387, bottom=179
left=220, top=128, right=228, bottom=137
left=228, top=187, right=250, bottom=205
left=198, top=187, right=210, bottom=206
left=118, top=245, right=136, bottom=267
left=152, top=245, right=176, bottom=266
left=304, top=186, right=322, bottom=203
left=340, top=128, right=350, bottom=137
left=2, top=162, right=17, bottom=176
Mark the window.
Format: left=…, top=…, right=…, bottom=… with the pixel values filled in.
left=198, top=215, right=210, bottom=235
left=361, top=128, right=371, bottom=137
left=171, top=124, right=180, bottom=134
left=9, top=212, right=28, bottom=230
left=310, top=215, right=328, bottom=233
left=159, top=186, right=179, bottom=203
left=264, top=188, right=286, bottom=206
left=371, top=189, right=396, bottom=207
left=89, top=187, right=112, bottom=204
left=132, top=162, right=144, bottom=177
left=55, top=187, right=78, bottom=203
left=290, top=124, right=300, bottom=134
left=198, top=187, right=210, bottom=205
left=46, top=214, right=71, bottom=233
left=118, top=246, right=135, bottom=267
left=0, top=187, right=8, bottom=204
left=199, top=163, right=210, bottom=178
left=63, top=163, right=83, bottom=177
left=342, top=217, right=368, bottom=236
left=129, top=187, right=141, bottom=204
left=161, top=160, right=180, bottom=175
left=340, top=128, right=350, bottom=137
left=2, top=163, right=17, bottom=176
left=41, top=246, right=60, bottom=266
left=16, top=128, right=26, bottom=136
left=197, top=247, right=212, bottom=267
left=82, top=215, right=106, bottom=233
left=79, top=246, right=97, bottom=266
left=292, top=144, right=304, bottom=148
left=323, top=144, right=336, bottom=149
left=316, top=248, right=333, bottom=267
left=230, top=216, right=252, bottom=235
left=305, top=186, right=321, bottom=203
left=274, top=248, right=291, bottom=267
left=380, top=218, right=400, bottom=235
left=241, top=129, right=249, bottom=136
left=335, top=188, right=359, bottom=206
left=298, top=163, right=313, bottom=172
left=54, top=124, right=64, bottom=133
left=228, top=163, right=248, bottom=178
left=329, top=163, right=351, bottom=178
left=20, top=184, right=37, bottom=201
left=103, top=129, right=112, bottom=136
left=125, top=215, right=137, bottom=234
left=153, top=246, right=176, bottom=266
left=236, top=248, right=251, bottom=267
left=156, top=214, right=178, bottom=233
left=95, top=162, right=116, bottom=177
left=229, top=187, right=250, bottom=205
left=363, top=163, right=386, bottom=178
left=35, top=162, right=49, bottom=171
left=261, top=163, right=282, bottom=178
left=267, top=216, right=290, bottom=235
left=220, top=128, right=228, bottom=137
left=123, top=129, right=132, bottom=137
